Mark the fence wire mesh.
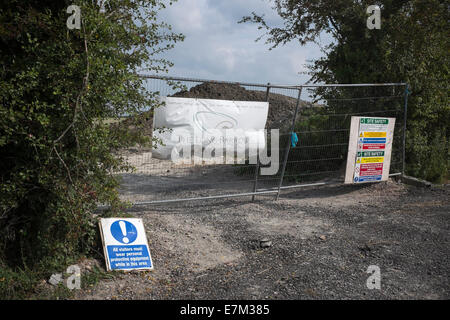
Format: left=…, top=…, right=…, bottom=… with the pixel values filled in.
left=116, top=75, right=406, bottom=205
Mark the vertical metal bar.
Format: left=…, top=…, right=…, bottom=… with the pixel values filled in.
left=252, top=83, right=271, bottom=201
left=402, top=84, right=409, bottom=176
left=276, top=86, right=303, bottom=200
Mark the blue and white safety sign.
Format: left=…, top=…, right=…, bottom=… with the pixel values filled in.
left=99, top=218, right=153, bottom=271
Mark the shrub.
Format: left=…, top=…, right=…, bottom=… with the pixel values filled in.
left=0, top=0, right=183, bottom=288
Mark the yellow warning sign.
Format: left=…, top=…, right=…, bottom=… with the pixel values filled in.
left=359, top=132, right=363, bottom=137
left=356, top=158, right=361, bottom=163
left=361, top=157, right=384, bottom=163
left=363, top=132, right=386, bottom=138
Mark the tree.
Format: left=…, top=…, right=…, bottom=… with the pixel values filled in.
left=0, top=0, right=183, bottom=277
left=241, top=0, right=449, bottom=182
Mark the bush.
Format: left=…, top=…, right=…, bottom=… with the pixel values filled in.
left=0, top=0, right=183, bottom=292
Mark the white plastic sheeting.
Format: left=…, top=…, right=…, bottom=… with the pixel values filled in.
left=152, top=97, right=269, bottom=163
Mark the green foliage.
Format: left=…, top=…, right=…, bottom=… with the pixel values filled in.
left=0, top=265, right=37, bottom=299
left=241, top=0, right=449, bottom=182
left=81, top=264, right=116, bottom=290
left=0, top=0, right=183, bottom=294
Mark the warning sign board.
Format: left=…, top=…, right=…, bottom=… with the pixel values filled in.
left=363, top=132, right=386, bottom=138
left=362, top=143, right=385, bottom=150
left=361, top=156, right=384, bottom=163
left=99, top=218, right=153, bottom=271
left=345, top=117, right=396, bottom=184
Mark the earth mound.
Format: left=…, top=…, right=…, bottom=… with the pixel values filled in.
left=116, top=82, right=309, bottom=139
left=171, top=82, right=308, bottom=130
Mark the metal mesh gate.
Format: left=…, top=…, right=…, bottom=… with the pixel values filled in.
left=117, top=75, right=407, bottom=205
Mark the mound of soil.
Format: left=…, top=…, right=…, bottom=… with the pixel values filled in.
left=171, top=82, right=308, bottom=130
left=116, top=82, right=309, bottom=140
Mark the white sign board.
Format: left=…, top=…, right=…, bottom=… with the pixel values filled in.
left=99, top=218, right=153, bottom=271
left=152, top=97, right=269, bottom=161
left=345, top=117, right=396, bottom=184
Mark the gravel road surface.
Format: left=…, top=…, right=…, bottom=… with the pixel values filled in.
left=74, top=180, right=449, bottom=300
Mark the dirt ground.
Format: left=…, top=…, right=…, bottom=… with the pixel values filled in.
left=74, top=179, right=449, bottom=300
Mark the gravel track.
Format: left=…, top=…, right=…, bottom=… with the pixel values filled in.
left=75, top=180, right=449, bottom=300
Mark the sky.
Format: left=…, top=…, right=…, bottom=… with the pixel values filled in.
left=155, top=0, right=332, bottom=86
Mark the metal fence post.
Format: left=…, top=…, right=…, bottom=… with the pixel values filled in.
left=252, top=83, right=271, bottom=201
left=276, top=86, right=303, bottom=200
left=402, top=83, right=409, bottom=176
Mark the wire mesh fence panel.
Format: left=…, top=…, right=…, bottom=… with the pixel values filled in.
left=115, top=75, right=406, bottom=205
left=277, top=85, right=406, bottom=192
left=117, top=76, right=301, bottom=204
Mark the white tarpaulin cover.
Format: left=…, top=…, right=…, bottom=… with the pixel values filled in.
left=152, top=97, right=269, bottom=162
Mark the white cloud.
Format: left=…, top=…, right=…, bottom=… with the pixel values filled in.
left=154, top=0, right=330, bottom=85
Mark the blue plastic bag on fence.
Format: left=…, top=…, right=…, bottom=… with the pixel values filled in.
left=291, top=132, right=298, bottom=147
